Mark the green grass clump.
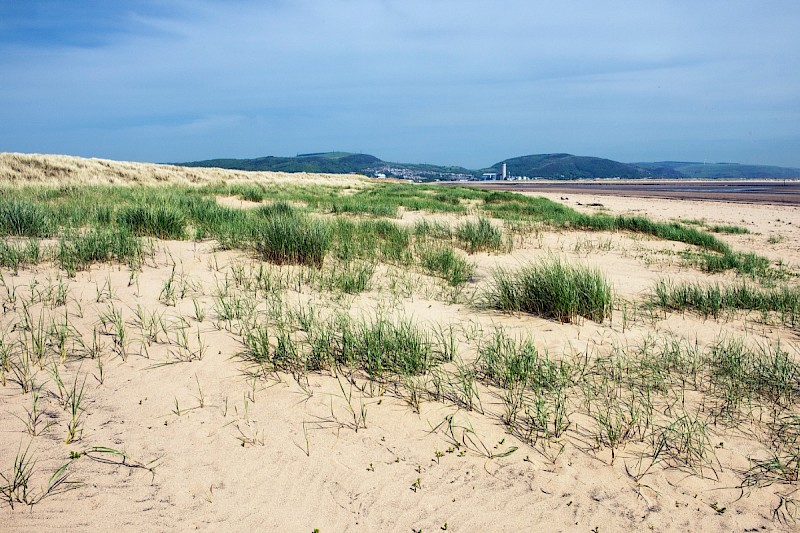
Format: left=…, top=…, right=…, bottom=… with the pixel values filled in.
left=695, top=251, right=771, bottom=277
left=417, top=244, right=474, bottom=286
left=413, top=220, right=452, bottom=240
left=613, top=216, right=727, bottom=253
left=0, top=239, right=44, bottom=272
left=0, top=200, right=51, bottom=237
left=253, top=213, right=332, bottom=268
left=653, top=280, right=800, bottom=324
left=479, top=329, right=573, bottom=442
left=336, top=316, right=440, bottom=376
left=242, top=313, right=448, bottom=377
left=58, top=228, right=144, bottom=275
left=117, top=205, right=186, bottom=239
left=708, top=224, right=750, bottom=235
left=456, top=217, right=504, bottom=253
left=257, top=201, right=296, bottom=218
left=350, top=184, right=468, bottom=214
left=485, top=259, right=612, bottom=323
left=237, top=184, right=266, bottom=202
left=190, top=201, right=252, bottom=245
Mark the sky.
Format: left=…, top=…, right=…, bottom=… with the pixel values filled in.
left=1, top=0, right=799, bottom=169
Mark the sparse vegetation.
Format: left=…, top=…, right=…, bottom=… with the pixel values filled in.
left=1, top=156, right=798, bottom=529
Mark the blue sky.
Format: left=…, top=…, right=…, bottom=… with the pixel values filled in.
left=1, top=0, right=798, bottom=168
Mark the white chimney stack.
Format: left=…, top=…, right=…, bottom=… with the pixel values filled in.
left=502, top=163, right=507, bottom=180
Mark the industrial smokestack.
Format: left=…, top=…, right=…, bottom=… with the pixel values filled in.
left=502, top=163, right=507, bottom=180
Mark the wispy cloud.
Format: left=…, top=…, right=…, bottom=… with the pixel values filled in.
left=1, top=0, right=798, bottom=166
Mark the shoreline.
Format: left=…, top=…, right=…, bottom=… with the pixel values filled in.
left=441, top=178, right=800, bottom=205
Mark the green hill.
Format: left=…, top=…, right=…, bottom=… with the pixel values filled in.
left=180, top=152, right=476, bottom=180
left=485, top=154, right=648, bottom=179
left=635, top=161, right=800, bottom=179
left=181, top=152, right=383, bottom=174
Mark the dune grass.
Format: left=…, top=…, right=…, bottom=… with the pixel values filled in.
left=480, top=191, right=768, bottom=277
left=332, top=218, right=412, bottom=264
left=0, top=200, right=52, bottom=238
left=708, top=224, right=750, bottom=235
left=416, top=244, right=474, bottom=286
left=117, top=205, right=186, bottom=240
left=455, top=217, right=505, bottom=253
left=253, top=213, right=332, bottom=268
left=331, top=197, right=398, bottom=218
left=0, top=240, right=43, bottom=272
left=58, top=228, right=146, bottom=275
left=0, top=179, right=776, bottom=280
left=242, top=312, right=449, bottom=377
left=319, top=260, right=376, bottom=294
left=653, top=279, right=800, bottom=324
left=484, top=259, right=612, bottom=323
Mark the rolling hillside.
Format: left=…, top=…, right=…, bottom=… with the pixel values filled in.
left=635, top=161, right=800, bottom=179
left=483, top=154, right=649, bottom=179
left=179, top=152, right=800, bottom=181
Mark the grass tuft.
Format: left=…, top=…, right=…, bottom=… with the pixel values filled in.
left=253, top=213, right=332, bottom=268
left=0, top=200, right=51, bottom=237
left=456, top=217, right=504, bottom=253
left=117, top=205, right=186, bottom=239
left=484, top=258, right=612, bottom=323
left=417, top=244, right=474, bottom=286
left=653, top=279, right=800, bottom=325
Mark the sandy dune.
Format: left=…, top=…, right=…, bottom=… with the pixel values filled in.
left=0, top=152, right=368, bottom=188
left=2, top=157, right=799, bottom=532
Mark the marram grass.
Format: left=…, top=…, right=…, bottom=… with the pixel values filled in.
left=484, top=258, right=612, bottom=323
left=253, top=208, right=332, bottom=268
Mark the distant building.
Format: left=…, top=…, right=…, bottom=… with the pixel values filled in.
left=479, top=163, right=508, bottom=181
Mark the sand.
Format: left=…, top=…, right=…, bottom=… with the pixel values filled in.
left=2, top=158, right=799, bottom=532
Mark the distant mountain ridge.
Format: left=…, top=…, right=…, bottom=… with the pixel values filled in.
left=180, top=152, right=383, bottom=175
left=178, top=152, right=800, bottom=181
left=634, top=161, right=800, bottom=179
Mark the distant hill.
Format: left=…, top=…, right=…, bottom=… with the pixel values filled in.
left=634, top=161, right=800, bottom=179
left=178, top=152, right=800, bottom=181
left=484, top=154, right=649, bottom=180
left=181, top=152, right=383, bottom=174
left=180, top=152, right=477, bottom=181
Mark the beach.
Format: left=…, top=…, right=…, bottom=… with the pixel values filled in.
left=2, top=155, right=799, bottom=532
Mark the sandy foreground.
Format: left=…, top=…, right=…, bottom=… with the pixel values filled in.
left=2, top=162, right=800, bottom=531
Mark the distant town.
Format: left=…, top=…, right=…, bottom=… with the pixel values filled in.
left=368, top=162, right=535, bottom=182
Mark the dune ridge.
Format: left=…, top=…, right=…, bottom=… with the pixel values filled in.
left=0, top=152, right=368, bottom=187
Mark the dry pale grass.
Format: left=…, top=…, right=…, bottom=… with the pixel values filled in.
left=0, top=152, right=370, bottom=188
